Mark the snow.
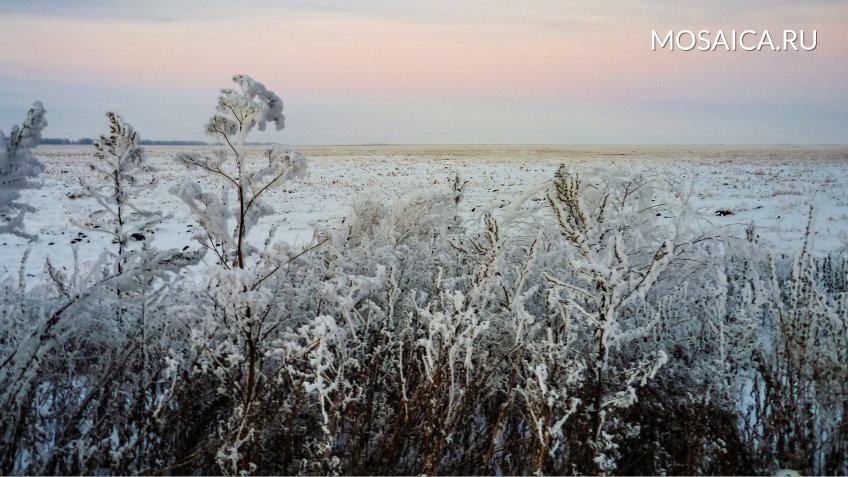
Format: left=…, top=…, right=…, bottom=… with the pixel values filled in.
left=3, top=142, right=846, bottom=475
left=2, top=144, right=847, bottom=274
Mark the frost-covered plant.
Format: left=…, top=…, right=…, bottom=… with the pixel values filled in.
left=0, top=101, right=47, bottom=238
left=0, top=112, right=202, bottom=475
left=742, top=208, right=848, bottom=475
left=173, top=75, right=307, bottom=270
left=544, top=166, right=671, bottom=472
left=0, top=246, right=199, bottom=474
left=75, top=112, right=163, bottom=274
left=168, top=75, right=314, bottom=473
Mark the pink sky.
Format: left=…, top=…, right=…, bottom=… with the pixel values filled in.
left=1, top=1, right=846, bottom=143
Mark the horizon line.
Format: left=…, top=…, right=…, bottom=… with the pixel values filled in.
left=37, top=141, right=848, bottom=147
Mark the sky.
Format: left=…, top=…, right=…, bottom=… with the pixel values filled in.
left=0, top=1, right=846, bottom=144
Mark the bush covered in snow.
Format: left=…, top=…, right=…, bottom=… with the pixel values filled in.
left=0, top=79, right=846, bottom=476
left=0, top=102, right=47, bottom=238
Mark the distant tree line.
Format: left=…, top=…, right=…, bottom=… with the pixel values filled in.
left=40, top=137, right=210, bottom=146
left=40, top=138, right=282, bottom=146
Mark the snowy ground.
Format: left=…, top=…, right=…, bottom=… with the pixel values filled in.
left=2, top=144, right=847, bottom=276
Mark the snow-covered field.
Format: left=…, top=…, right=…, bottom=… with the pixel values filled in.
left=5, top=140, right=848, bottom=475
left=2, top=144, right=847, bottom=274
